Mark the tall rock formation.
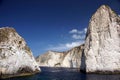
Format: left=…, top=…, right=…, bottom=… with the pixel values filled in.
left=36, top=44, right=84, bottom=68
left=0, top=27, right=40, bottom=78
left=84, top=5, right=120, bottom=73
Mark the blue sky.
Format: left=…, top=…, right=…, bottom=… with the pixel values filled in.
left=0, top=0, right=120, bottom=57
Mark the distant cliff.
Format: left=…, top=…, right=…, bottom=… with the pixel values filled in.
left=0, top=27, right=40, bottom=78
left=36, top=44, right=84, bottom=68
left=83, top=5, right=120, bottom=74
left=36, top=51, right=64, bottom=67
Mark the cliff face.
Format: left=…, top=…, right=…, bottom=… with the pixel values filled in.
left=36, top=51, right=64, bottom=67
left=62, top=45, right=84, bottom=68
left=36, top=44, right=84, bottom=68
left=84, top=5, right=120, bottom=73
left=0, top=27, right=40, bottom=78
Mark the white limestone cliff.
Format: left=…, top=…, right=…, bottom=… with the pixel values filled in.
left=0, top=27, right=40, bottom=78
left=36, top=44, right=84, bottom=68
left=36, top=51, right=64, bottom=67
left=61, top=45, right=84, bottom=68
left=83, top=5, right=120, bottom=74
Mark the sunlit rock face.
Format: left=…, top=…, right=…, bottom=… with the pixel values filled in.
left=62, top=45, right=84, bottom=68
left=36, top=44, right=84, bottom=68
left=84, top=5, right=120, bottom=74
left=36, top=51, right=64, bottom=67
left=0, top=27, right=40, bottom=78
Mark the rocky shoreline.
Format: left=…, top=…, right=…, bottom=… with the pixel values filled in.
left=0, top=71, right=40, bottom=79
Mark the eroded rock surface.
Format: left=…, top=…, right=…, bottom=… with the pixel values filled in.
left=36, top=51, right=64, bottom=67
left=36, top=44, right=84, bottom=68
left=84, top=5, right=120, bottom=73
left=0, top=27, right=40, bottom=78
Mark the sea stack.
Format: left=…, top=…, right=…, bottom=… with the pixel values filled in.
left=84, top=5, right=120, bottom=74
left=36, top=44, right=84, bottom=68
left=0, top=27, right=40, bottom=78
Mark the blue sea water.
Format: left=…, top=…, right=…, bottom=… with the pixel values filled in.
left=3, top=67, right=120, bottom=80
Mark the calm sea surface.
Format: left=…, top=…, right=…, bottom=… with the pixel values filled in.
left=3, top=67, right=120, bottom=80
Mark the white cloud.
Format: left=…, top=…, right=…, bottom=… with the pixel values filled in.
left=66, top=41, right=83, bottom=48
left=69, top=28, right=87, bottom=40
left=46, top=28, right=87, bottom=52
left=84, top=28, right=87, bottom=33
left=72, top=34, right=85, bottom=39
left=78, top=31, right=84, bottom=34
left=69, top=29, right=78, bottom=33
left=47, top=41, right=84, bottom=51
left=47, top=44, right=67, bottom=51
left=69, top=28, right=87, bottom=34
left=69, top=29, right=84, bottom=34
